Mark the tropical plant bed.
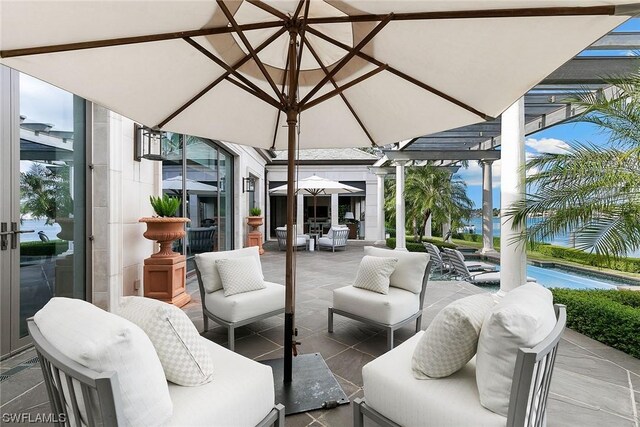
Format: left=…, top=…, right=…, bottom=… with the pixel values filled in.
left=551, top=289, right=640, bottom=359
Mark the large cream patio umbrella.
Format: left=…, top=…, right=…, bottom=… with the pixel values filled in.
left=2, top=1, right=638, bottom=390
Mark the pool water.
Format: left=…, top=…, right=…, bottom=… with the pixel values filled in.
left=525, top=265, right=620, bottom=290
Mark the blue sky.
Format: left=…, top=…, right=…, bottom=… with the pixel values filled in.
left=459, top=18, right=639, bottom=209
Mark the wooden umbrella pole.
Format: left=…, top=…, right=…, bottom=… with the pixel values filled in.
left=284, top=24, right=299, bottom=384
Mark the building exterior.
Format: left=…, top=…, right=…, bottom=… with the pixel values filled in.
left=0, top=67, right=384, bottom=359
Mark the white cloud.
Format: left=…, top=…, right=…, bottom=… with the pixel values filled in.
left=525, top=137, right=570, bottom=154
left=456, top=160, right=501, bottom=187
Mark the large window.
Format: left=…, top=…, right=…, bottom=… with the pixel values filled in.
left=162, top=135, right=234, bottom=268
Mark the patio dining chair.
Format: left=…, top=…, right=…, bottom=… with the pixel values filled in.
left=317, top=226, right=349, bottom=252
left=275, top=227, right=309, bottom=251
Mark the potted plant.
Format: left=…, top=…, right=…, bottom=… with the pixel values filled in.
left=247, top=206, right=263, bottom=230
left=139, top=195, right=190, bottom=258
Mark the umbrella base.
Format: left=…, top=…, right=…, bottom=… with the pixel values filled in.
left=261, top=353, right=349, bottom=415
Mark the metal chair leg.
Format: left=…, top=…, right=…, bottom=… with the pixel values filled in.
left=203, top=315, right=209, bottom=332
left=228, top=326, right=235, bottom=351
left=328, top=308, right=334, bottom=333
left=387, top=328, right=394, bottom=351
left=353, top=398, right=365, bottom=427
left=416, top=314, right=422, bottom=333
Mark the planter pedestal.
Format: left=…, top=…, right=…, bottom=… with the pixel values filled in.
left=247, top=231, right=264, bottom=255
left=143, top=255, right=190, bottom=307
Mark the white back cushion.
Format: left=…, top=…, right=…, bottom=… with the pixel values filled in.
left=353, top=255, right=398, bottom=295
left=195, top=246, right=263, bottom=293
left=34, top=298, right=172, bottom=426
left=216, top=257, right=267, bottom=296
left=364, top=246, right=430, bottom=293
left=117, top=297, right=214, bottom=386
left=476, top=283, right=556, bottom=416
left=412, top=293, right=497, bottom=378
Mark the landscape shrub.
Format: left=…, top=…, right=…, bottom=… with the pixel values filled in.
left=551, top=288, right=640, bottom=358
left=20, top=240, right=69, bottom=257
left=386, top=237, right=456, bottom=252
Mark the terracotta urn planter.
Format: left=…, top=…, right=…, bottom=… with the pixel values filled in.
left=139, top=217, right=190, bottom=258
left=247, top=216, right=264, bottom=231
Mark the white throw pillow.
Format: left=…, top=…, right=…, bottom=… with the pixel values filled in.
left=353, top=255, right=398, bottom=294
left=117, top=297, right=214, bottom=386
left=34, top=298, right=172, bottom=426
left=216, top=256, right=266, bottom=296
left=194, top=246, right=263, bottom=293
left=412, top=293, right=497, bottom=378
left=364, top=246, right=430, bottom=293
left=476, top=283, right=556, bottom=416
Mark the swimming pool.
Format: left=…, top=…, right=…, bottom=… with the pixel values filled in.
left=479, top=263, right=634, bottom=290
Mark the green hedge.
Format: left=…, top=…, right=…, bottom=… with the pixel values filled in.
left=386, top=237, right=456, bottom=252
left=20, top=240, right=69, bottom=256
left=551, top=289, right=640, bottom=358
left=536, top=245, right=640, bottom=274
left=453, top=233, right=501, bottom=249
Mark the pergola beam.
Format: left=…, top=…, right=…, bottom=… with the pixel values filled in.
left=385, top=149, right=501, bottom=161
left=587, top=32, right=640, bottom=50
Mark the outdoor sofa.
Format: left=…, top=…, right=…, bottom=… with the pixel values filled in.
left=28, top=297, right=284, bottom=427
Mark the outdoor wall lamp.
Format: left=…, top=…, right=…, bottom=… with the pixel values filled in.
left=344, top=212, right=355, bottom=221
left=243, top=177, right=256, bottom=193
left=134, top=123, right=164, bottom=161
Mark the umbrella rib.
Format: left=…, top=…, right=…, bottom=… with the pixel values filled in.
left=299, top=13, right=393, bottom=107
left=0, top=21, right=282, bottom=59
left=303, top=5, right=619, bottom=25
left=271, top=46, right=290, bottom=150
left=183, top=37, right=280, bottom=108
left=294, top=0, right=311, bottom=91
left=305, top=26, right=492, bottom=120
left=157, top=27, right=286, bottom=129
left=301, top=65, right=387, bottom=111
left=303, top=39, right=377, bottom=146
left=217, top=0, right=286, bottom=105
left=225, top=76, right=283, bottom=110
left=246, top=0, right=288, bottom=21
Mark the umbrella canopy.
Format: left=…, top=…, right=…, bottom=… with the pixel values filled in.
left=270, top=175, right=360, bottom=196
left=3, top=1, right=638, bottom=385
left=162, top=175, right=218, bottom=193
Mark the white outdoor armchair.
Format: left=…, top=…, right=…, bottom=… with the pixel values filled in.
left=194, top=246, right=285, bottom=351
left=275, top=226, right=309, bottom=251
left=328, top=246, right=432, bottom=350
left=317, top=226, right=349, bottom=252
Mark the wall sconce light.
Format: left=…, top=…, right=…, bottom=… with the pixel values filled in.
left=134, top=123, right=164, bottom=161
left=243, top=177, right=256, bottom=193
left=219, top=177, right=226, bottom=193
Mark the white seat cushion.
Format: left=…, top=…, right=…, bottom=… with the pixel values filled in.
left=363, top=332, right=507, bottom=427
left=204, top=281, right=285, bottom=323
left=117, top=296, right=214, bottom=386
left=476, top=283, right=556, bottom=416
left=317, top=236, right=332, bottom=246
left=194, top=246, right=263, bottom=293
left=364, top=246, right=430, bottom=293
left=168, top=338, right=275, bottom=427
left=34, top=298, right=173, bottom=426
left=333, top=285, right=419, bottom=325
left=412, top=293, right=497, bottom=378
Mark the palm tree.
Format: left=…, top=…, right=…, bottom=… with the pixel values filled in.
left=385, top=165, right=473, bottom=242
left=507, top=72, right=640, bottom=258
left=20, top=163, right=73, bottom=224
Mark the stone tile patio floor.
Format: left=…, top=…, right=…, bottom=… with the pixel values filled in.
left=1, top=240, right=639, bottom=426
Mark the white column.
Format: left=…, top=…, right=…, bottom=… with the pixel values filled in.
left=296, top=193, right=304, bottom=234
left=374, top=170, right=387, bottom=242
left=331, top=193, right=339, bottom=226
left=395, top=160, right=408, bottom=251
left=481, top=160, right=496, bottom=254
left=500, top=97, right=527, bottom=293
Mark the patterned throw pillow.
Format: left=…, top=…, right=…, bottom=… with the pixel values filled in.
left=118, top=296, right=214, bottom=386
left=215, top=256, right=266, bottom=296
left=352, top=255, right=398, bottom=294
left=412, top=293, right=497, bottom=379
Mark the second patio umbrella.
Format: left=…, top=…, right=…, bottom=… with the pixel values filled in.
left=270, top=175, right=361, bottom=228
left=2, top=0, right=637, bottom=398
